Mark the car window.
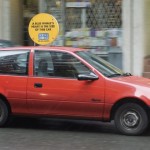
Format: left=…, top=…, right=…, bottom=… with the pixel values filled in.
left=0, top=50, right=29, bottom=75
left=34, top=51, right=54, bottom=76
left=34, top=50, right=92, bottom=78
left=76, top=51, right=124, bottom=77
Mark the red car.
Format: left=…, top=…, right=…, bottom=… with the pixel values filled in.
left=0, top=46, right=149, bottom=135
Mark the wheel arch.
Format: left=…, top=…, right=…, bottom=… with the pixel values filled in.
left=110, top=97, right=150, bottom=121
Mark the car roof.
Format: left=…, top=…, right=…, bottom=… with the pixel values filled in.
left=0, top=46, right=86, bottom=52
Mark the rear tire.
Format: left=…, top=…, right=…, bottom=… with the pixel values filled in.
left=114, top=103, right=149, bottom=135
left=0, top=99, right=9, bottom=127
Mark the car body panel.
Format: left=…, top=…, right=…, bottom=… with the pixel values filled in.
left=0, top=46, right=150, bottom=122
left=0, top=75, right=28, bottom=113
left=105, top=76, right=150, bottom=105
left=27, top=76, right=105, bottom=119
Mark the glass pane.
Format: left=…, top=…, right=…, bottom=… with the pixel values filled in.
left=50, top=51, right=92, bottom=78
left=34, top=50, right=54, bottom=76
left=0, top=50, right=29, bottom=75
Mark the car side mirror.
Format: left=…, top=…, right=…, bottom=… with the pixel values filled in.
left=77, top=73, right=99, bottom=81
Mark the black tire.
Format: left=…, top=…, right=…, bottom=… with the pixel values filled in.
left=114, top=103, right=149, bottom=135
left=0, top=99, right=9, bottom=127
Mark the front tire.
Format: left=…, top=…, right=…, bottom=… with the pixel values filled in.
left=114, top=103, right=149, bottom=135
left=0, top=99, right=9, bottom=127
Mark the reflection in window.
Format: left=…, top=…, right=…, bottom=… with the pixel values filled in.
left=34, top=50, right=92, bottom=78
left=51, top=52, right=92, bottom=78
left=34, top=51, right=54, bottom=76
left=0, top=50, right=29, bottom=75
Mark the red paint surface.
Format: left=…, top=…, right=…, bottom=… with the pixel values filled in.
left=0, top=46, right=150, bottom=121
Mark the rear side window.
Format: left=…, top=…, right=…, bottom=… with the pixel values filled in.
left=0, top=50, right=29, bottom=75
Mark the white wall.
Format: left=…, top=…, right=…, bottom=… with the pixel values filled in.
left=0, top=0, right=11, bottom=40
left=123, top=0, right=144, bottom=76
left=0, top=0, right=23, bottom=45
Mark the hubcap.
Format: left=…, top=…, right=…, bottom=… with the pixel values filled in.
left=122, top=111, right=140, bottom=128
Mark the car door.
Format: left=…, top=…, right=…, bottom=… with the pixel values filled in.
left=0, top=50, right=29, bottom=114
left=27, top=50, right=105, bottom=119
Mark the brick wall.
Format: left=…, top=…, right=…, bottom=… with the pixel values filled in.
left=143, top=56, right=150, bottom=78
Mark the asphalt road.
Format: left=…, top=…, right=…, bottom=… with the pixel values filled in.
left=0, top=117, right=150, bottom=150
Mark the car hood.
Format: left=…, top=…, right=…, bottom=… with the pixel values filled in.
left=112, top=76, right=150, bottom=88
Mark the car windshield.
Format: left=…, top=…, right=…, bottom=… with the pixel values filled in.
left=75, top=51, right=130, bottom=78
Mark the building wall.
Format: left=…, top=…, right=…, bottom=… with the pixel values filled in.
left=10, top=0, right=23, bottom=45
left=123, top=0, right=150, bottom=78
left=143, top=0, right=150, bottom=78
left=123, top=0, right=144, bottom=76
left=0, top=0, right=11, bottom=40
left=1, top=0, right=150, bottom=78
left=144, top=0, right=150, bottom=56
left=0, top=0, right=23, bottom=45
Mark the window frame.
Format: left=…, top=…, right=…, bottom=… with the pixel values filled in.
left=34, top=50, right=93, bottom=79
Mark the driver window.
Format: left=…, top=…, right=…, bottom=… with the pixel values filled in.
left=34, top=50, right=92, bottom=78
left=34, top=50, right=54, bottom=76
left=51, top=52, right=92, bottom=78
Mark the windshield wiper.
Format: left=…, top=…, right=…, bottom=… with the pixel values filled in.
left=107, top=73, right=123, bottom=78
left=122, top=72, right=132, bottom=76
left=107, top=72, right=132, bottom=78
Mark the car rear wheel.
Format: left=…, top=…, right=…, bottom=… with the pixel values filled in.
left=114, top=103, right=149, bottom=135
left=0, top=99, right=9, bottom=126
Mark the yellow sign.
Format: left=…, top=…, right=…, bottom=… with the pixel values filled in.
left=28, top=13, right=59, bottom=45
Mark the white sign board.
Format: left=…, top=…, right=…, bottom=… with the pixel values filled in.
left=66, top=2, right=91, bottom=8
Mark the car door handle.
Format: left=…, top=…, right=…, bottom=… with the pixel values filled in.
left=34, top=83, right=43, bottom=88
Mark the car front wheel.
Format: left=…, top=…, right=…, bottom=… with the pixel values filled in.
left=114, top=103, right=149, bottom=135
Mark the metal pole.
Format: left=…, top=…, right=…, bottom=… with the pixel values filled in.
left=61, top=0, right=66, bottom=46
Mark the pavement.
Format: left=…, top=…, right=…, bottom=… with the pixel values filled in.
left=0, top=117, right=150, bottom=150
